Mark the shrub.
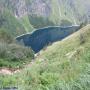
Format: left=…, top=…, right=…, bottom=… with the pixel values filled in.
left=0, top=30, right=13, bottom=43
left=0, top=42, right=8, bottom=58
left=0, top=42, right=34, bottom=68
left=79, top=33, right=86, bottom=45
left=28, top=14, right=55, bottom=29
left=60, top=19, right=72, bottom=27
left=7, top=44, right=34, bottom=61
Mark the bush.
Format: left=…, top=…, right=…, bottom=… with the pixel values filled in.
left=0, top=42, right=34, bottom=61
left=0, top=30, right=13, bottom=43
left=60, top=19, right=72, bottom=27
left=79, top=33, right=86, bottom=45
left=28, top=14, right=55, bottom=29
left=7, top=44, right=34, bottom=61
left=0, top=42, right=8, bottom=58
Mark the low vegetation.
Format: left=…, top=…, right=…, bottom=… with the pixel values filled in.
left=0, top=30, right=34, bottom=69
left=0, top=9, right=26, bottom=37
left=28, top=14, right=55, bottom=29
left=0, top=42, right=34, bottom=68
left=0, top=29, right=13, bottom=43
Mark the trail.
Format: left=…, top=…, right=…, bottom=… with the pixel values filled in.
left=0, top=59, right=35, bottom=75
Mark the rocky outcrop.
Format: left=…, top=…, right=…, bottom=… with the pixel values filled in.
left=9, top=0, right=51, bottom=17
left=28, top=0, right=51, bottom=16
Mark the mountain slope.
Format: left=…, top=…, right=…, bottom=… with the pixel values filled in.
left=20, top=24, right=90, bottom=90
left=1, top=0, right=90, bottom=30
left=1, top=25, right=90, bottom=90
left=0, top=0, right=34, bottom=35
left=19, top=15, right=34, bottom=32
left=0, top=9, right=26, bottom=37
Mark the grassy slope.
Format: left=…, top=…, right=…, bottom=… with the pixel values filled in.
left=50, top=0, right=90, bottom=25
left=19, top=15, right=34, bottom=32
left=0, top=25, right=90, bottom=90
left=49, top=0, right=79, bottom=25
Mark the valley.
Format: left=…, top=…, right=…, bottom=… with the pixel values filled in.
left=0, top=0, right=90, bottom=90
left=0, top=24, right=90, bottom=90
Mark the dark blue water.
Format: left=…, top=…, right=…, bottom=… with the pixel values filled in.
left=16, top=26, right=80, bottom=53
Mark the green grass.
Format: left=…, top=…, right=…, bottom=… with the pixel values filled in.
left=0, top=25, right=90, bottom=90
left=19, top=15, right=34, bottom=32
left=0, top=58, right=32, bottom=69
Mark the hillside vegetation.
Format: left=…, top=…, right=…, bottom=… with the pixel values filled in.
left=19, top=15, right=34, bottom=32
left=0, top=25, right=90, bottom=90
left=0, top=14, right=34, bottom=69
left=0, top=10, right=26, bottom=37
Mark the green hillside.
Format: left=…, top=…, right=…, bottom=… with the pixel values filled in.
left=19, top=15, right=34, bottom=32
left=0, top=9, right=34, bottom=69
left=0, top=10, right=26, bottom=37
left=28, top=14, right=55, bottom=29
left=49, top=0, right=72, bottom=25
left=0, top=25, right=90, bottom=90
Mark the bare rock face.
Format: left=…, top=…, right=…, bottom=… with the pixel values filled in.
left=28, top=0, right=51, bottom=16
left=9, top=0, right=51, bottom=18
left=9, top=0, right=27, bottom=17
left=15, top=0, right=27, bottom=17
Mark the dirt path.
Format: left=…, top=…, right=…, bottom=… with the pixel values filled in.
left=0, top=59, right=36, bottom=75
left=0, top=68, right=13, bottom=75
